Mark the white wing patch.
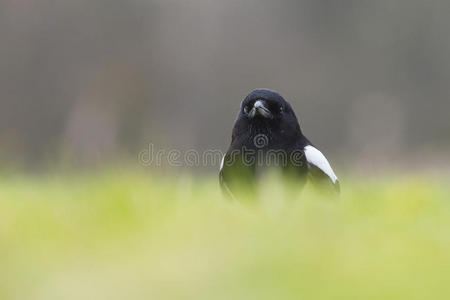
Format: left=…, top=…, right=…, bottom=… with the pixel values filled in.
left=304, top=145, right=338, bottom=183
left=219, top=155, right=225, bottom=171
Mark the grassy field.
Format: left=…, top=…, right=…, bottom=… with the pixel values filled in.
left=0, top=169, right=449, bottom=300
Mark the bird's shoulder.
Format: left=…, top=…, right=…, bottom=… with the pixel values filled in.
left=303, top=144, right=339, bottom=185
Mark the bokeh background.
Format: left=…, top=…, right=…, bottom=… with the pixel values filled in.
left=2, top=3, right=450, bottom=299
left=2, top=0, right=450, bottom=171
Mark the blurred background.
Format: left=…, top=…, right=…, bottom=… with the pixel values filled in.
left=1, top=0, right=449, bottom=171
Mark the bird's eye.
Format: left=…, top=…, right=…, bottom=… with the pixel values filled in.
left=243, top=106, right=249, bottom=114
left=279, top=106, right=284, bottom=113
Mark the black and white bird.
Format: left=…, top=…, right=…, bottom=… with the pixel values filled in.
left=219, top=89, right=339, bottom=200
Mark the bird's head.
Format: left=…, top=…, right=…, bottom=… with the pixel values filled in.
left=232, top=89, right=302, bottom=146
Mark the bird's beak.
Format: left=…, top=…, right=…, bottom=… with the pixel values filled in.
left=249, top=100, right=273, bottom=119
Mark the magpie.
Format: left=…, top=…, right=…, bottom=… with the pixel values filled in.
left=219, top=89, right=339, bottom=200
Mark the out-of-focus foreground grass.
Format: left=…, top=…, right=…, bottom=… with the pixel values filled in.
left=0, top=169, right=449, bottom=300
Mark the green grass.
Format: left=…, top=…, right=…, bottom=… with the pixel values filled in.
left=0, top=170, right=449, bottom=300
